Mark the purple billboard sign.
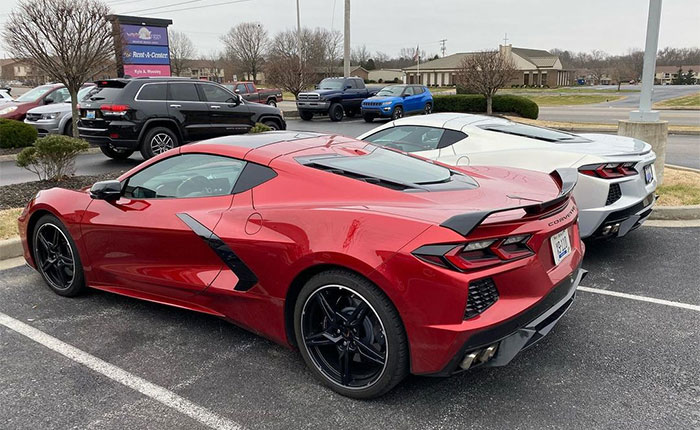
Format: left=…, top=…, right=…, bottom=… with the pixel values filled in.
left=121, top=24, right=168, bottom=46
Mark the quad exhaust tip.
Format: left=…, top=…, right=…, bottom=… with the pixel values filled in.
left=460, top=344, right=498, bottom=370
left=601, top=223, right=621, bottom=236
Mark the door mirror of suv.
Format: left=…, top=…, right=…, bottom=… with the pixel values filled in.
left=90, top=180, right=122, bottom=201
left=345, top=85, right=352, bottom=89
left=44, top=98, right=54, bottom=105
left=234, top=88, right=241, bottom=93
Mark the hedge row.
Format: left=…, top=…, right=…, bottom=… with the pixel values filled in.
left=0, top=118, right=38, bottom=149
left=432, top=94, right=539, bottom=119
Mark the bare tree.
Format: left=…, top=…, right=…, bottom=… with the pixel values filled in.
left=456, top=50, right=518, bottom=114
left=169, top=30, right=195, bottom=77
left=203, top=51, right=224, bottom=82
left=373, top=51, right=390, bottom=68
left=351, top=44, right=370, bottom=67
left=3, top=0, right=114, bottom=138
left=318, top=29, right=343, bottom=75
left=221, top=22, right=268, bottom=83
left=266, top=29, right=314, bottom=96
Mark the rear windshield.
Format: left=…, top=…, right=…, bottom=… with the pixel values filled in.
left=478, top=123, right=590, bottom=143
left=302, top=145, right=452, bottom=185
left=83, top=86, right=124, bottom=102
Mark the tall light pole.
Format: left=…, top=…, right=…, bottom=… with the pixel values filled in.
left=619, top=0, right=668, bottom=184
left=343, top=0, right=350, bottom=78
left=296, top=0, right=302, bottom=90
left=631, top=0, right=662, bottom=122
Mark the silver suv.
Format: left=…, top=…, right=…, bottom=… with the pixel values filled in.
left=24, top=85, right=95, bottom=136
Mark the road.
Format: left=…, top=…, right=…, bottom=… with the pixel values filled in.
left=538, top=106, right=700, bottom=126
left=1, top=119, right=697, bottom=186
left=1, top=225, right=698, bottom=429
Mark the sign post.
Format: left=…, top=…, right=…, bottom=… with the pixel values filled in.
left=107, top=15, right=173, bottom=78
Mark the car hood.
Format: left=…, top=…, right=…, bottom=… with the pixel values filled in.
left=27, top=103, right=73, bottom=114
left=363, top=96, right=399, bottom=104
left=299, top=89, right=340, bottom=97
left=555, top=133, right=652, bottom=156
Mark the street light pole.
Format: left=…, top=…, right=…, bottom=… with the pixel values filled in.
left=296, top=0, right=302, bottom=91
left=343, top=0, right=350, bottom=78
left=631, top=0, right=662, bottom=122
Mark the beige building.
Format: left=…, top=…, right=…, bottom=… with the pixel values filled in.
left=654, top=65, right=700, bottom=84
left=181, top=59, right=226, bottom=82
left=403, top=45, right=572, bottom=88
left=368, top=68, right=403, bottom=83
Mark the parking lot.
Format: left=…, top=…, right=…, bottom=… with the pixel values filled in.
left=1, top=223, right=698, bottom=429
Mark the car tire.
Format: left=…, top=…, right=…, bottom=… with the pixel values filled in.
left=100, top=144, right=134, bottom=160
left=267, top=99, right=277, bottom=107
left=32, top=214, right=86, bottom=297
left=140, top=126, right=179, bottom=160
left=63, top=120, right=73, bottom=137
left=329, top=103, right=344, bottom=122
left=294, top=270, right=409, bottom=399
left=299, top=110, right=314, bottom=121
left=424, top=102, right=432, bottom=115
left=391, top=106, right=403, bottom=120
left=363, top=114, right=374, bottom=123
left=262, top=119, right=280, bottom=130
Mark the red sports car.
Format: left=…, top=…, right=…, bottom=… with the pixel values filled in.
left=18, top=131, right=586, bottom=398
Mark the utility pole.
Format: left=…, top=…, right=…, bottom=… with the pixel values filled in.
left=296, top=0, right=302, bottom=90
left=343, top=0, right=350, bottom=78
left=618, top=0, right=668, bottom=183
left=439, top=39, right=447, bottom=57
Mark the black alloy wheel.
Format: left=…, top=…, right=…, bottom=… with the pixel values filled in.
left=391, top=106, right=403, bottom=120
left=424, top=102, right=432, bottom=114
left=329, top=103, right=344, bottom=122
left=262, top=119, right=280, bottom=130
left=294, top=271, right=408, bottom=398
left=33, top=215, right=85, bottom=297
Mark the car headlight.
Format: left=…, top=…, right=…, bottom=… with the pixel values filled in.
left=41, top=113, right=59, bottom=120
left=0, top=105, right=18, bottom=115
left=382, top=101, right=393, bottom=105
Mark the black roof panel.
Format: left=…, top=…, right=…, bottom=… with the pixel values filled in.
left=190, top=131, right=326, bottom=149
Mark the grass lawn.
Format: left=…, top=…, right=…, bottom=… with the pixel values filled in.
left=0, top=208, right=21, bottom=240
left=518, top=94, right=624, bottom=106
left=505, top=87, right=639, bottom=94
left=654, top=92, right=700, bottom=109
left=657, top=167, right=700, bottom=206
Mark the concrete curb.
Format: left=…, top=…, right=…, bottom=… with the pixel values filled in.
left=0, top=237, right=23, bottom=260
left=648, top=205, right=700, bottom=220
left=0, top=147, right=101, bottom=163
left=666, top=164, right=700, bottom=174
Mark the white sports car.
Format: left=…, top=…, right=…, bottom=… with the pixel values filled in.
left=358, top=113, right=657, bottom=239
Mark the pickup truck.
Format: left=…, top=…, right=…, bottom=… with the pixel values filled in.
left=223, top=82, right=283, bottom=107
left=296, top=77, right=376, bottom=121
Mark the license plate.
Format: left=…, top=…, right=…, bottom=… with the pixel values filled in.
left=85, top=110, right=95, bottom=119
left=550, top=229, right=572, bottom=266
left=644, top=164, right=654, bottom=184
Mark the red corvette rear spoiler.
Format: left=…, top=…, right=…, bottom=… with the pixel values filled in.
left=440, top=168, right=578, bottom=237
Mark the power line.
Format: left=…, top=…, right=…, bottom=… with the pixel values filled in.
left=121, top=0, right=252, bottom=16
left=124, top=0, right=208, bottom=15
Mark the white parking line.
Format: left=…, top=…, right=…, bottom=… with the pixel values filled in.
left=0, top=311, right=243, bottom=430
left=577, top=286, right=700, bottom=312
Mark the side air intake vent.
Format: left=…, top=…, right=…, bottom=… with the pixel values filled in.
left=464, top=278, right=499, bottom=319
left=606, top=183, right=622, bottom=205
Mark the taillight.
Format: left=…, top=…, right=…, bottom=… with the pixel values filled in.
left=579, top=163, right=637, bottom=179
left=100, top=104, right=130, bottom=115
left=413, top=234, right=534, bottom=271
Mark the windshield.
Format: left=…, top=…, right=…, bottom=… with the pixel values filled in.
left=376, top=86, right=404, bottom=96
left=15, top=85, right=54, bottom=102
left=303, top=145, right=452, bottom=185
left=319, top=79, right=344, bottom=90
left=479, top=123, right=591, bottom=143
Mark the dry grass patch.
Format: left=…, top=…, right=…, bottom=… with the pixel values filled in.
left=657, top=168, right=700, bottom=206
left=655, top=92, right=700, bottom=109
left=0, top=208, right=22, bottom=240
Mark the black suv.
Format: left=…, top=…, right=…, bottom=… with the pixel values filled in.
left=78, top=78, right=286, bottom=159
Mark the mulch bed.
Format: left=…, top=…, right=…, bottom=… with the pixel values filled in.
left=0, top=169, right=127, bottom=210
left=0, top=147, right=25, bottom=156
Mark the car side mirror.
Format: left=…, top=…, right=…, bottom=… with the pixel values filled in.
left=403, top=94, right=409, bottom=98
left=90, top=180, right=121, bottom=201
left=44, top=98, right=54, bottom=105
left=234, top=88, right=240, bottom=93
left=345, top=85, right=352, bottom=89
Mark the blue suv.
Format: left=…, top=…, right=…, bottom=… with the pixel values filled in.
left=361, top=84, right=433, bottom=122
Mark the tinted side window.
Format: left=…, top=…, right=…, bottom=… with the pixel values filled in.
left=413, top=86, right=424, bottom=94
left=123, top=154, right=246, bottom=199
left=168, top=83, right=200, bottom=102
left=403, top=87, right=414, bottom=96
left=246, top=83, right=255, bottom=93
left=137, top=84, right=167, bottom=101
left=200, top=84, right=235, bottom=102
left=235, top=83, right=247, bottom=93
left=438, top=129, right=468, bottom=148
left=362, top=125, right=445, bottom=152
left=353, top=79, right=364, bottom=88
left=45, top=88, right=70, bottom=103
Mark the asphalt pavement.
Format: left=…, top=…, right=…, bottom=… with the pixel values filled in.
left=1, top=118, right=697, bottom=187
left=1, top=225, right=698, bottom=429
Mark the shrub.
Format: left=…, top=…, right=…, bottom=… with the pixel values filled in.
left=0, top=118, right=38, bottom=148
left=433, top=94, right=539, bottom=119
left=16, top=135, right=89, bottom=181
left=248, top=122, right=272, bottom=134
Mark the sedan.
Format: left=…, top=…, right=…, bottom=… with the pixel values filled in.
left=359, top=113, right=658, bottom=239
left=19, top=131, right=585, bottom=398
